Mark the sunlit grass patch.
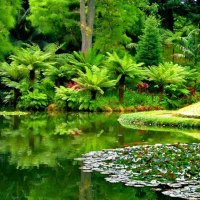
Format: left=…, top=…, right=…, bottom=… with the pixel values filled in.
left=176, top=102, right=200, bottom=118
left=118, top=110, right=200, bottom=128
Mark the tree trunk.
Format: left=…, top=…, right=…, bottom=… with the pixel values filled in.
left=87, top=0, right=95, bottom=50
left=119, top=75, right=125, bottom=104
left=166, top=8, right=174, bottom=32
left=91, top=90, right=97, bottom=100
left=13, top=88, right=21, bottom=108
left=80, top=0, right=95, bottom=53
left=29, top=69, right=35, bottom=92
left=158, top=85, right=164, bottom=102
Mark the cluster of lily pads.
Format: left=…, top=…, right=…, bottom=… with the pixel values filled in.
left=78, top=143, right=200, bottom=199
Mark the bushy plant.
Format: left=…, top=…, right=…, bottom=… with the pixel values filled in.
left=107, top=52, right=143, bottom=104
left=35, top=78, right=55, bottom=102
left=73, top=65, right=117, bottom=100
left=0, top=62, right=29, bottom=106
left=18, top=90, right=48, bottom=110
left=54, top=86, right=91, bottom=110
left=123, top=90, right=160, bottom=108
left=10, top=44, right=56, bottom=90
left=67, top=49, right=105, bottom=71
left=145, top=62, right=193, bottom=101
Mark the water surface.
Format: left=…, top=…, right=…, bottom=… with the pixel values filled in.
left=0, top=112, right=199, bottom=199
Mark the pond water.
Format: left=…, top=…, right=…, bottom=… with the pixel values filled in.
left=0, top=112, right=199, bottom=200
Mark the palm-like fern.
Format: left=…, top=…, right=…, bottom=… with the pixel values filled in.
left=10, top=44, right=56, bottom=90
left=73, top=65, right=116, bottom=99
left=107, top=52, right=143, bottom=103
left=0, top=62, right=29, bottom=106
left=43, top=53, right=75, bottom=86
left=67, top=49, right=105, bottom=71
left=175, top=29, right=200, bottom=65
left=0, top=62, right=28, bottom=83
left=145, top=62, right=192, bottom=100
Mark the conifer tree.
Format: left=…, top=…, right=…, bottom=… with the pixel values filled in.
left=136, top=16, right=162, bottom=66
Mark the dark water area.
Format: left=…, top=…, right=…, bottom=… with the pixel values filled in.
left=0, top=112, right=199, bottom=199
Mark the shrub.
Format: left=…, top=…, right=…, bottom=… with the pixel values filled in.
left=18, top=90, right=48, bottom=110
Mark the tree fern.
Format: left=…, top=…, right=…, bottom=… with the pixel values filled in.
left=145, top=62, right=193, bottom=100
left=0, top=62, right=28, bottom=106
left=10, top=44, right=56, bottom=90
left=67, top=49, right=105, bottom=72
left=73, top=65, right=116, bottom=99
left=107, top=51, right=143, bottom=103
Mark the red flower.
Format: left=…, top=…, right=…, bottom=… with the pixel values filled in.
left=188, top=87, right=196, bottom=95
left=67, top=81, right=74, bottom=88
left=66, top=81, right=81, bottom=90
left=137, top=82, right=149, bottom=89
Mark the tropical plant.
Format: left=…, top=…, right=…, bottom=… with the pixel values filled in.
left=107, top=52, right=143, bottom=104
left=43, top=49, right=77, bottom=87
left=67, top=49, right=105, bottom=71
left=135, top=16, right=162, bottom=66
left=54, top=86, right=91, bottom=110
left=0, top=62, right=28, bottom=106
left=10, top=44, right=56, bottom=91
left=73, top=65, right=117, bottom=100
left=145, top=62, right=192, bottom=101
left=43, top=64, right=73, bottom=87
left=175, top=29, right=200, bottom=65
left=18, top=89, right=48, bottom=110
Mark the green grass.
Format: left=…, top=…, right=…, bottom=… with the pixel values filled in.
left=119, top=108, right=200, bottom=129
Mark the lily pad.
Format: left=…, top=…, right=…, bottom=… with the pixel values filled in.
left=78, top=143, right=200, bottom=199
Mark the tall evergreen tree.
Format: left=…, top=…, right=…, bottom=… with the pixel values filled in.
left=136, top=16, right=162, bottom=66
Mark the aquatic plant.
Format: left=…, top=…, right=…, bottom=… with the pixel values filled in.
left=78, top=143, right=200, bottom=199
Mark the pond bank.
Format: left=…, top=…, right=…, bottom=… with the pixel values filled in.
left=118, top=110, right=200, bottom=129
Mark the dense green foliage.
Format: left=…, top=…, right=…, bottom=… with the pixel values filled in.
left=0, top=0, right=22, bottom=59
left=0, top=0, right=199, bottom=110
left=28, top=0, right=80, bottom=48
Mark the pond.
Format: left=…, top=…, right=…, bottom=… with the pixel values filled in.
left=0, top=112, right=199, bottom=199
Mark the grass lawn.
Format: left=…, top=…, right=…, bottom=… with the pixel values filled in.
left=119, top=102, right=200, bottom=129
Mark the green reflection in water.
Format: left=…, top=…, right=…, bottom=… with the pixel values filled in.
left=0, top=112, right=199, bottom=199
